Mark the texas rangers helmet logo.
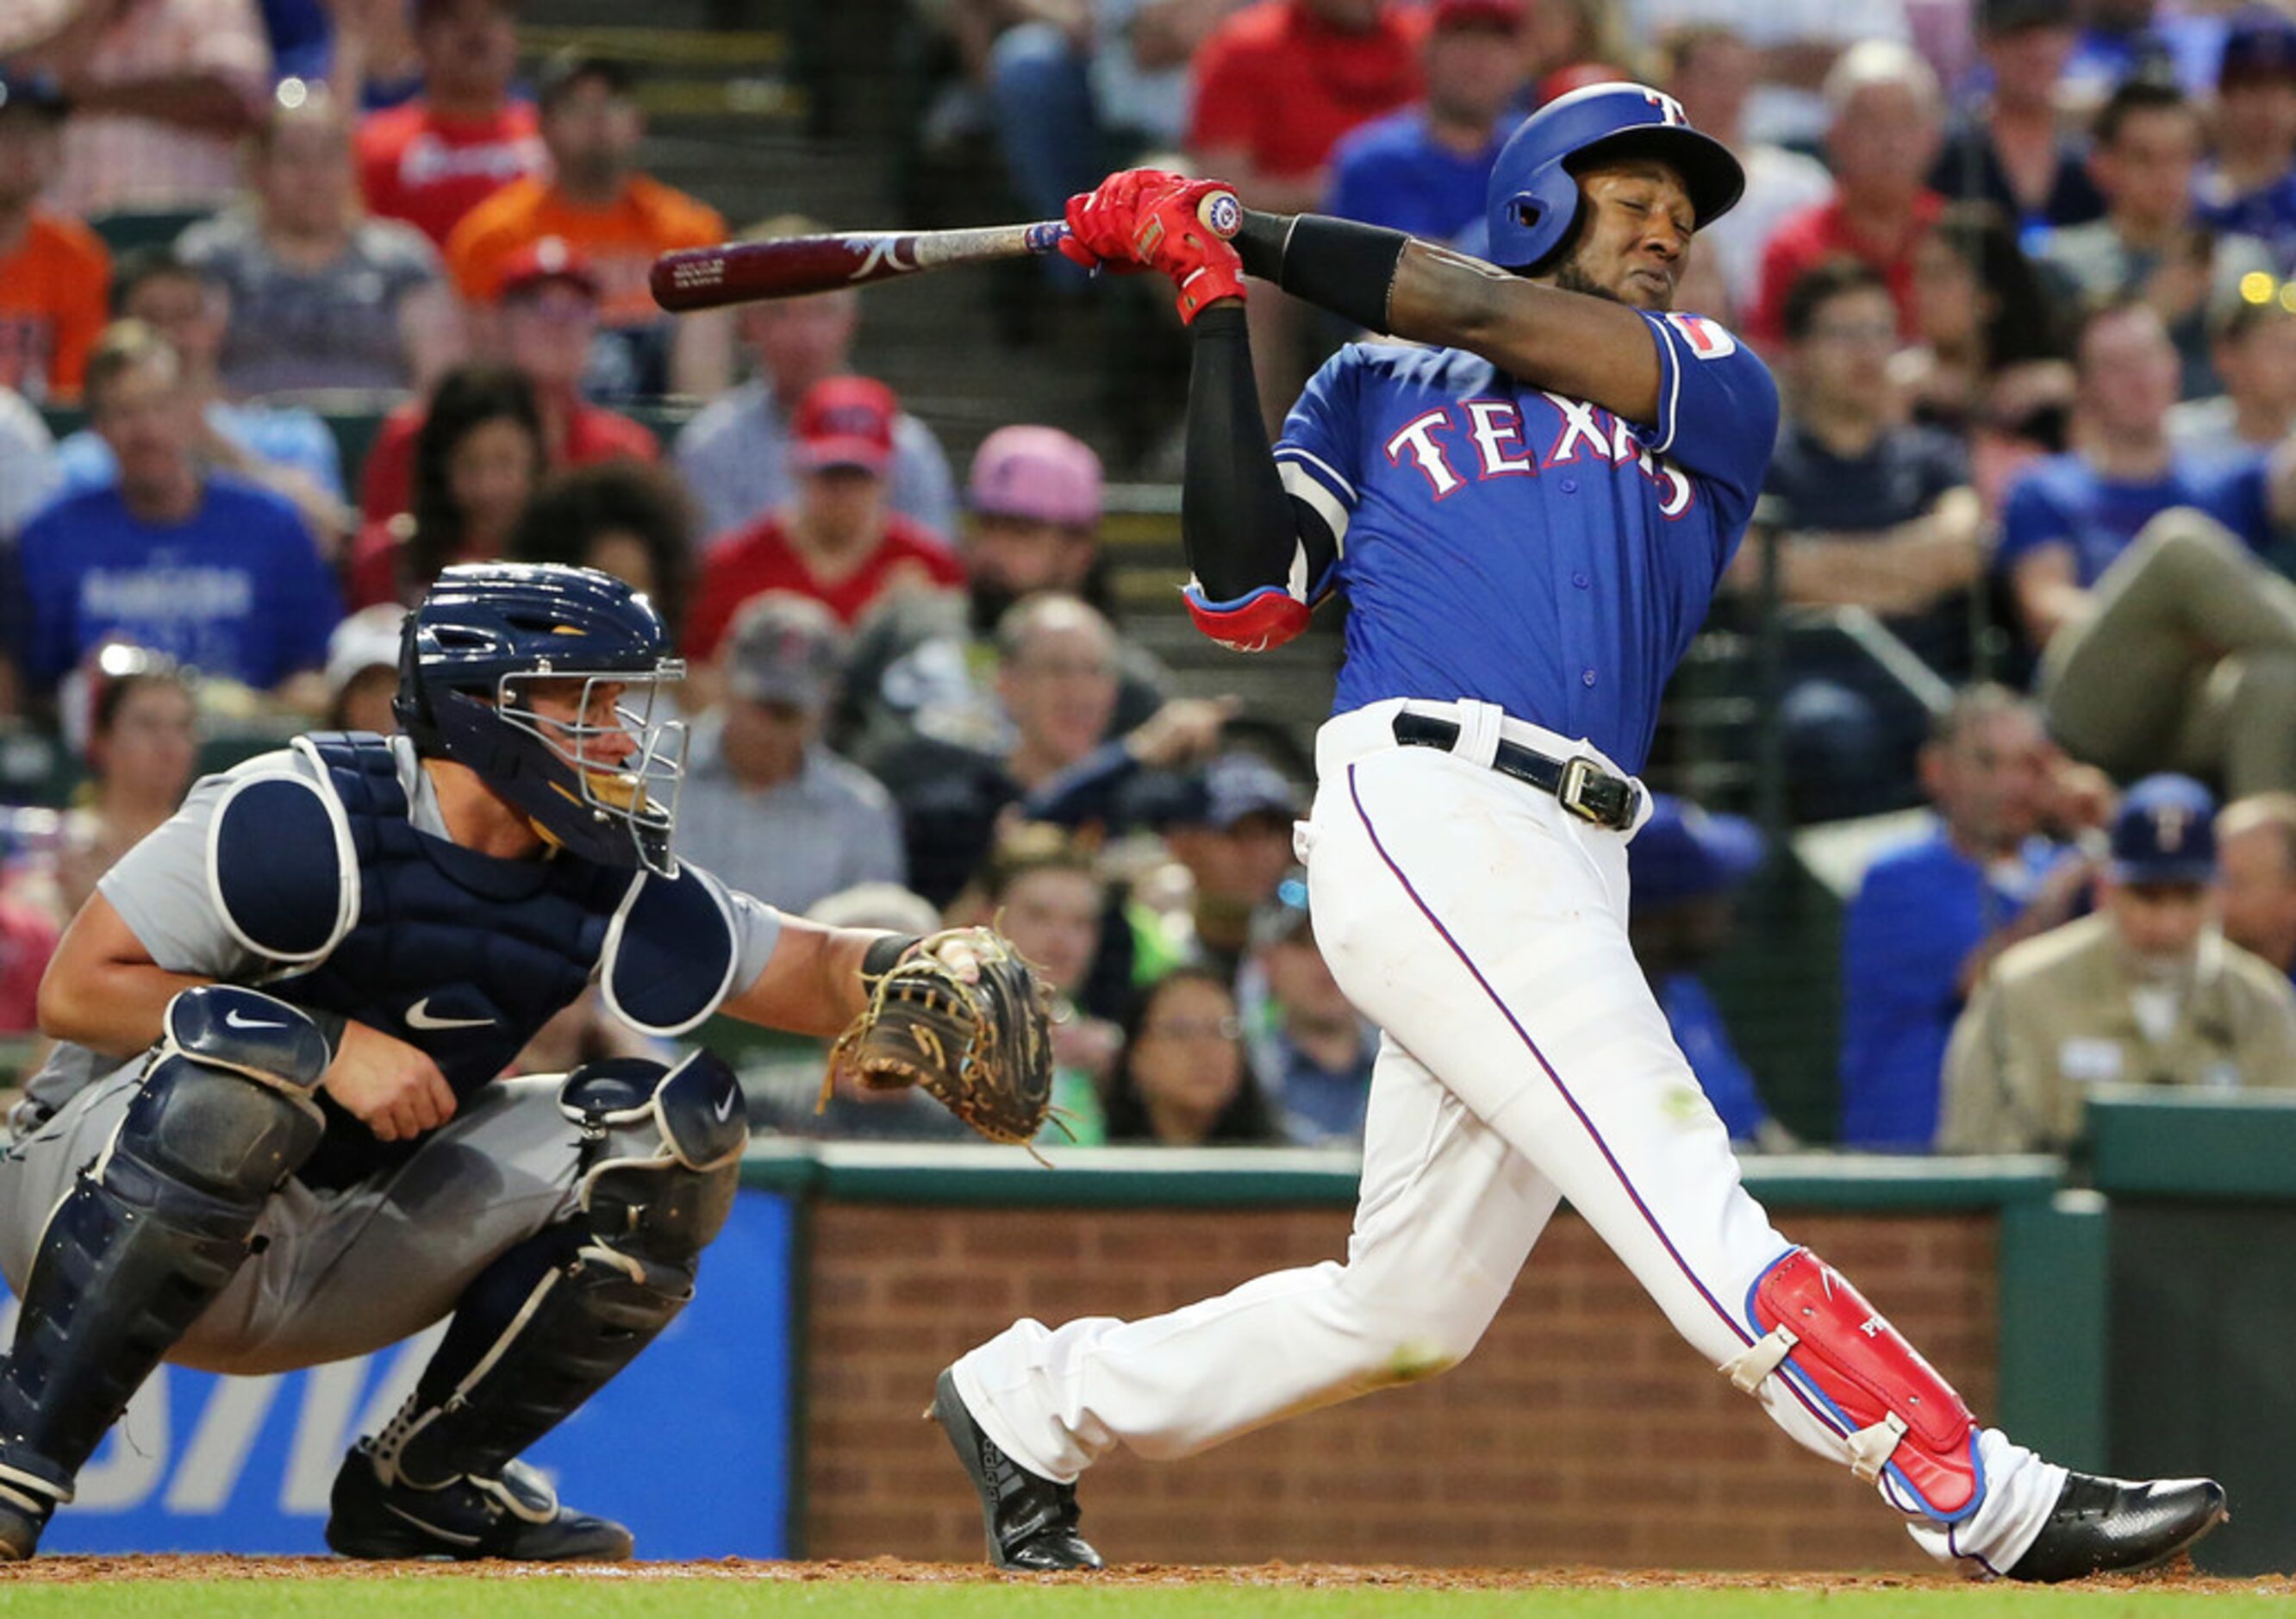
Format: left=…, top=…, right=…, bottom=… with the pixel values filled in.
left=1644, top=90, right=1688, bottom=127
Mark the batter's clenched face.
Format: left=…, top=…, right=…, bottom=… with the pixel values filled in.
left=1550, top=159, right=1696, bottom=312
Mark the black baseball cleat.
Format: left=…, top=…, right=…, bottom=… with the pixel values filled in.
left=324, top=1439, right=634, bottom=1561
left=930, top=1366, right=1103, bottom=1572
left=2004, top=1472, right=2228, bottom=1583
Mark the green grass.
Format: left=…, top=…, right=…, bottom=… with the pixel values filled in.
left=1, top=1581, right=2292, bottom=1618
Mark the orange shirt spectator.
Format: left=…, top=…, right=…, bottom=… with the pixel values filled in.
left=1188, top=0, right=1426, bottom=188
left=685, top=377, right=964, bottom=656
left=0, top=214, right=109, bottom=406
left=0, top=71, right=109, bottom=403
left=444, top=55, right=725, bottom=328
left=357, top=241, right=658, bottom=520
left=446, top=172, right=724, bottom=325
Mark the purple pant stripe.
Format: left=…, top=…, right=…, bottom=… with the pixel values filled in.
left=1342, top=762, right=1844, bottom=1437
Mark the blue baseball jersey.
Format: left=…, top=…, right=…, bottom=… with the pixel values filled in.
left=1276, top=311, right=1779, bottom=773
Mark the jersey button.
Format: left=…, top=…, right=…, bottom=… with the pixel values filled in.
left=1572, top=571, right=1590, bottom=589
left=1581, top=668, right=1597, bottom=687
left=1560, top=478, right=1579, bottom=494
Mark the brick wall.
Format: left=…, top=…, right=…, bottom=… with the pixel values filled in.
left=801, top=1203, right=2000, bottom=1571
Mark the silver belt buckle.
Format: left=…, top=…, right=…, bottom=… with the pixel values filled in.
left=1556, top=756, right=1607, bottom=824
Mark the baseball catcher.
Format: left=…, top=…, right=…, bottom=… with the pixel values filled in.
left=0, top=563, right=1039, bottom=1564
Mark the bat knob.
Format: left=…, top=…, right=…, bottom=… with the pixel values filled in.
left=1198, top=190, right=1242, bottom=240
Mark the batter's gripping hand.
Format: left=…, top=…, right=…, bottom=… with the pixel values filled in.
left=1064, top=170, right=1246, bottom=322
left=824, top=927, right=1055, bottom=1147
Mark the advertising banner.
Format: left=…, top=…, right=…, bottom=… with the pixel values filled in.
left=34, top=1188, right=796, bottom=1559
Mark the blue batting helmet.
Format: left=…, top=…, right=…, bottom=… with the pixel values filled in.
left=396, top=563, right=688, bottom=874
left=1485, top=82, right=1746, bottom=274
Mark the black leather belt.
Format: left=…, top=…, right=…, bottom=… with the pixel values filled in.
left=1391, top=712, right=1642, bottom=831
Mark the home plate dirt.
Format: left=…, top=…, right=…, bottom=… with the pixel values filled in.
left=2, top=1555, right=2288, bottom=1592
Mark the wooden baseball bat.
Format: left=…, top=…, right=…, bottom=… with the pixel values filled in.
left=650, top=191, right=1242, bottom=313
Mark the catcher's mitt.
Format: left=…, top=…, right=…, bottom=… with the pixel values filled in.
left=823, top=927, right=1055, bottom=1146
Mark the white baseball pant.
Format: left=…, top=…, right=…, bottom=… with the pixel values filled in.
left=953, top=697, right=2067, bottom=1572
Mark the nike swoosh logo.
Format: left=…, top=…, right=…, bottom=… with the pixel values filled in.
left=382, top=1500, right=483, bottom=1547
left=714, top=1090, right=736, bottom=1122
left=406, top=997, right=496, bottom=1032
left=224, top=1009, right=288, bottom=1029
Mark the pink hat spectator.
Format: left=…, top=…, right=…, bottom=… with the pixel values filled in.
left=967, top=426, right=1103, bottom=528
left=794, top=377, right=899, bottom=474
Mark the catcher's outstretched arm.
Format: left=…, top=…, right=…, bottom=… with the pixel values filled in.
left=722, top=916, right=914, bottom=1040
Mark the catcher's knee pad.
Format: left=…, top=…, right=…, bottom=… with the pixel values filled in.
left=0, top=988, right=329, bottom=1503
left=1719, top=1247, right=1982, bottom=1522
left=562, top=1050, right=747, bottom=1267
left=376, top=1053, right=747, bottom=1489
left=120, top=986, right=333, bottom=1206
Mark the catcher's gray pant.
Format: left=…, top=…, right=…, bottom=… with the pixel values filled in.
left=0, top=1066, right=582, bottom=1377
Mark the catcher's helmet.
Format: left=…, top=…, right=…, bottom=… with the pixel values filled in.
left=1485, top=82, right=1746, bottom=275
left=396, top=562, right=688, bottom=874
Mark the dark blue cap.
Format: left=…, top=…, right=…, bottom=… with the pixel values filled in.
left=0, top=71, right=69, bottom=120
left=2222, top=10, right=2296, bottom=83
left=2108, top=773, right=2217, bottom=884
left=1628, top=795, right=1763, bottom=910
left=1194, top=752, right=1301, bottom=831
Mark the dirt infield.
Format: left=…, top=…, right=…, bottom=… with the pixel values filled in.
left=3, top=1555, right=2288, bottom=1594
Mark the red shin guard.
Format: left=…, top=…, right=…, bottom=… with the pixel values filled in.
left=1720, top=1247, right=1982, bottom=1521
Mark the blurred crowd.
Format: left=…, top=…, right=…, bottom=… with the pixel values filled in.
left=5, top=0, right=2296, bottom=1164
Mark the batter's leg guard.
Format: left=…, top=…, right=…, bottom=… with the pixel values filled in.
left=328, top=1051, right=746, bottom=1562
left=1719, top=1247, right=1984, bottom=1522
left=0, top=987, right=329, bottom=1558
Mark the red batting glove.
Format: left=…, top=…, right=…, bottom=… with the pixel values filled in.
left=1059, top=168, right=1184, bottom=272
left=1128, top=178, right=1247, bottom=323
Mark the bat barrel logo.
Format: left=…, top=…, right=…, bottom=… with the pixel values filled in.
left=845, top=235, right=914, bottom=282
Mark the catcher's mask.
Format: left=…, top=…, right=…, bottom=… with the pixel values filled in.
left=396, top=562, right=688, bottom=875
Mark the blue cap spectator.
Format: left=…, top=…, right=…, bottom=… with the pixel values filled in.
left=1629, top=795, right=1765, bottom=908
left=1624, top=795, right=1786, bottom=1147
left=2219, top=9, right=2296, bottom=83
left=2107, top=773, right=2218, bottom=885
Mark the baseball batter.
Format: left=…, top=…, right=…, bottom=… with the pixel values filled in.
left=0, top=563, right=1032, bottom=1562
left=932, top=86, right=2225, bottom=1581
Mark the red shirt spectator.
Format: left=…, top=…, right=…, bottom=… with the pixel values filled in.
left=1748, top=190, right=1946, bottom=347
left=359, top=396, right=656, bottom=522
left=354, top=0, right=545, bottom=246
left=1747, top=42, right=1947, bottom=347
left=684, top=377, right=964, bottom=655
left=357, top=100, right=547, bottom=247
left=1188, top=0, right=1426, bottom=186
left=357, top=241, right=658, bottom=520
left=687, top=512, right=964, bottom=654
left=0, top=895, right=59, bottom=1034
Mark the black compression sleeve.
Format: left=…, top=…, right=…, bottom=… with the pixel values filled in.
left=1182, top=304, right=1301, bottom=603
left=1233, top=209, right=1410, bottom=334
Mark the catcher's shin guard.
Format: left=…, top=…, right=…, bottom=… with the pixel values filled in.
left=365, top=1053, right=746, bottom=1499
left=0, top=988, right=328, bottom=1554
left=1719, top=1247, right=1983, bottom=1522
